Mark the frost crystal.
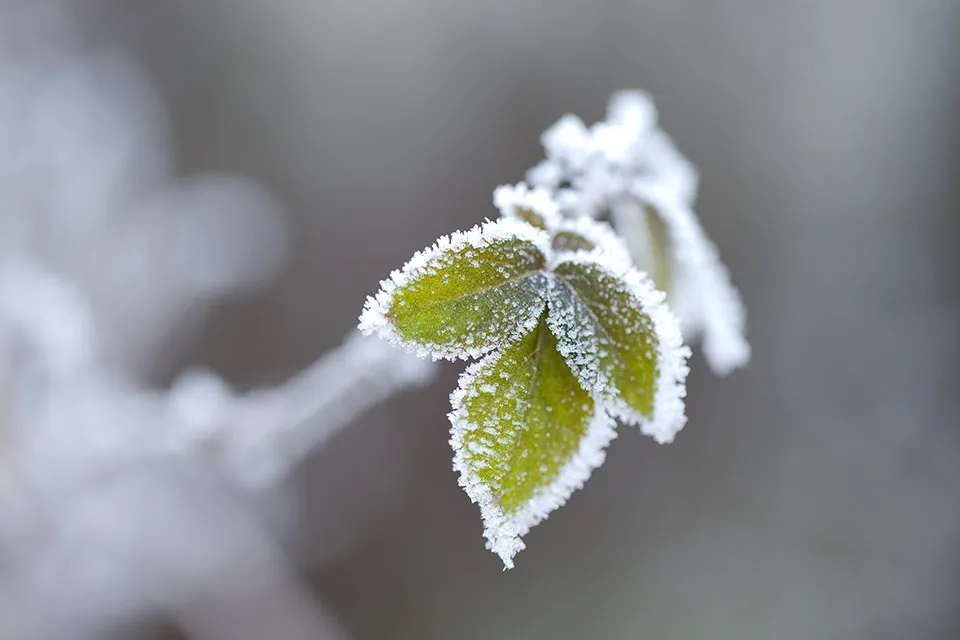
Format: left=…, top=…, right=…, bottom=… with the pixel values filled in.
left=548, top=254, right=690, bottom=443
left=493, top=182, right=562, bottom=230
left=526, top=91, right=749, bottom=374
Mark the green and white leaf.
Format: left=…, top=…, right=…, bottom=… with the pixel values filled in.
left=449, top=316, right=616, bottom=568
left=549, top=216, right=633, bottom=267
left=493, top=183, right=562, bottom=231
left=494, top=183, right=633, bottom=268
left=359, top=218, right=551, bottom=360
left=523, top=90, right=748, bottom=377
left=628, top=181, right=750, bottom=375
left=609, top=197, right=672, bottom=294
left=547, top=255, right=689, bottom=443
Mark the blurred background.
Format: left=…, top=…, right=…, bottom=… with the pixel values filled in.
left=1, top=0, right=958, bottom=638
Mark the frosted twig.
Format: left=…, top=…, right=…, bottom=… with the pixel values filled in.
left=0, top=11, right=439, bottom=634
left=169, top=331, right=437, bottom=490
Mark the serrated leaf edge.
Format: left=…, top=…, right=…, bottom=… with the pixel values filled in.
left=448, top=342, right=617, bottom=569
left=552, top=252, right=691, bottom=444
left=358, top=217, right=551, bottom=361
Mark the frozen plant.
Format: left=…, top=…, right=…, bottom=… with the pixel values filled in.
left=360, top=93, right=749, bottom=568
left=527, top=91, right=750, bottom=375
left=359, top=185, right=689, bottom=568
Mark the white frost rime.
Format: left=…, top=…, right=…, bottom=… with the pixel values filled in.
left=358, top=89, right=748, bottom=569
left=358, top=217, right=551, bottom=361
left=630, top=182, right=750, bottom=375
left=493, top=182, right=562, bottom=229
left=362, top=181, right=691, bottom=567
left=449, top=345, right=618, bottom=569
left=526, top=90, right=750, bottom=374
left=547, top=252, right=690, bottom=444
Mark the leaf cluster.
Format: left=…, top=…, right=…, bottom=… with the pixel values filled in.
left=360, top=187, right=688, bottom=567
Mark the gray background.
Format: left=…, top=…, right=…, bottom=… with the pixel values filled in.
left=31, top=0, right=960, bottom=637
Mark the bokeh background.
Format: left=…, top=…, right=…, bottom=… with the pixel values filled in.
left=2, top=0, right=959, bottom=638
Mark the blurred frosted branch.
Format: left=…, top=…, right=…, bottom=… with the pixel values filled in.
left=170, top=331, right=435, bottom=490
left=0, top=5, right=435, bottom=637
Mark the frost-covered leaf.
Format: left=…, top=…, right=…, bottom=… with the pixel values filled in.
left=550, top=216, right=633, bottom=268
left=450, top=315, right=615, bottom=568
left=524, top=89, right=748, bottom=376
left=354, top=95, right=719, bottom=567
left=629, top=183, right=750, bottom=375
left=359, top=218, right=551, bottom=360
left=548, top=257, right=689, bottom=443
left=513, top=207, right=547, bottom=230
left=610, top=198, right=672, bottom=294
left=494, top=183, right=633, bottom=267
left=551, top=230, right=595, bottom=253
left=493, top=183, right=561, bottom=230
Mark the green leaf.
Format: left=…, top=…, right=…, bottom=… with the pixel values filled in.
left=610, top=200, right=672, bottom=294
left=627, top=184, right=751, bottom=375
left=640, top=202, right=672, bottom=294
left=359, top=219, right=550, bottom=360
left=450, top=314, right=615, bottom=568
left=515, top=207, right=548, bottom=230
left=551, top=230, right=596, bottom=253
left=547, top=257, right=688, bottom=443
left=494, top=183, right=560, bottom=231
